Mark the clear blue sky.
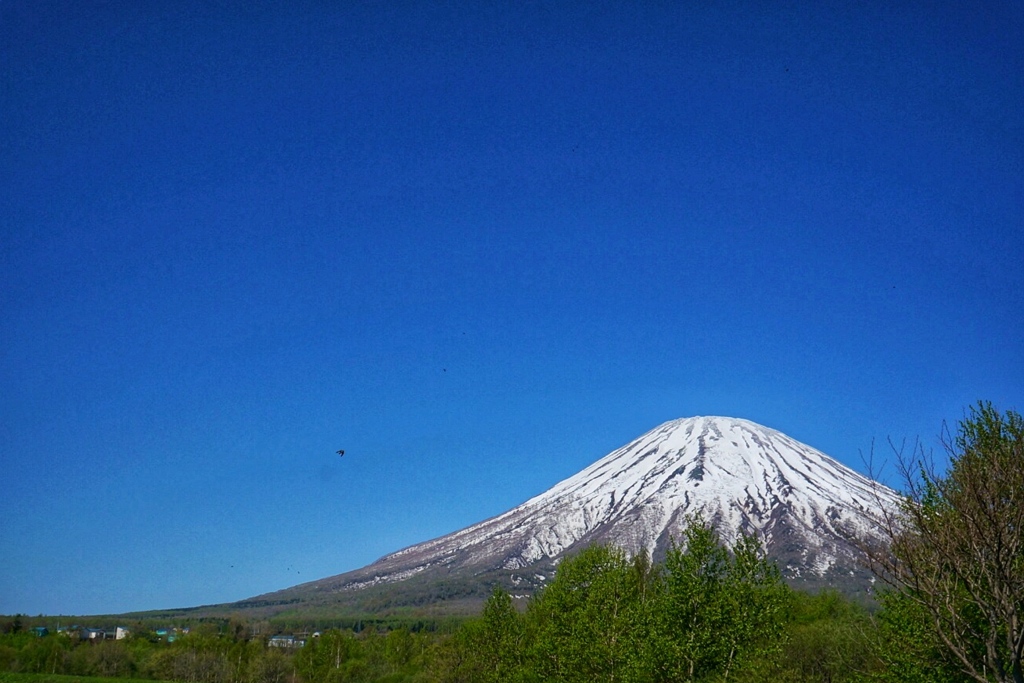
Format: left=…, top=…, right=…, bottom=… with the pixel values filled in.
left=2, top=1, right=1021, bottom=616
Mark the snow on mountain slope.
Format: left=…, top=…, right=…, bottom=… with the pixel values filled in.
left=308, top=416, right=900, bottom=593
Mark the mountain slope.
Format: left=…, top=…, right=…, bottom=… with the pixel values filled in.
left=250, top=416, right=899, bottom=612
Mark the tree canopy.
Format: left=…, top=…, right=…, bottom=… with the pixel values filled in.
left=454, top=517, right=790, bottom=683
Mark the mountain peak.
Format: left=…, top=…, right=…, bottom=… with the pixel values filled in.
left=258, top=416, right=898, bottom=609
left=522, top=415, right=891, bottom=555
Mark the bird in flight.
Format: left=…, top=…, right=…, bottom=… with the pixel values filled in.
left=336, top=449, right=345, bottom=457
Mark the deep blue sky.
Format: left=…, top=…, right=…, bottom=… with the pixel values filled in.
left=2, top=1, right=1021, bottom=616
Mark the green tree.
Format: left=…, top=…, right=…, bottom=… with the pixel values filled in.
left=431, top=624, right=484, bottom=683
left=232, top=639, right=271, bottom=683
left=250, top=648, right=291, bottom=683
left=654, top=518, right=789, bottom=682
left=874, top=589, right=967, bottom=683
left=526, top=544, right=648, bottom=683
left=67, top=639, right=135, bottom=678
left=14, top=634, right=70, bottom=674
left=355, top=626, right=429, bottom=682
left=874, top=402, right=1024, bottom=683
left=155, top=631, right=233, bottom=683
left=472, top=587, right=525, bottom=683
left=436, top=522, right=788, bottom=682
left=774, top=590, right=880, bottom=683
left=295, top=629, right=364, bottom=683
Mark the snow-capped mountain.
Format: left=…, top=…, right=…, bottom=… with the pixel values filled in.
left=263, top=416, right=899, bottom=606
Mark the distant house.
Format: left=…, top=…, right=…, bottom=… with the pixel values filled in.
left=78, top=627, right=128, bottom=641
left=155, top=629, right=178, bottom=643
left=268, top=635, right=306, bottom=649
left=33, top=627, right=49, bottom=637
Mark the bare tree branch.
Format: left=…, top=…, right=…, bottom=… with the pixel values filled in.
left=858, top=403, right=1024, bottom=683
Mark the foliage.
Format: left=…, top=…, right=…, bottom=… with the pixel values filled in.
left=652, top=521, right=790, bottom=682
left=0, top=625, right=435, bottom=683
left=443, top=516, right=791, bottom=683
left=874, top=402, right=1024, bottom=683
left=873, top=589, right=967, bottom=683
left=471, top=587, right=525, bottom=683
left=525, top=544, right=654, bottom=682
left=762, top=589, right=882, bottom=683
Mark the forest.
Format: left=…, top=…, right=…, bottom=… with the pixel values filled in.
left=0, top=544, right=916, bottom=683
left=2, top=402, right=1020, bottom=683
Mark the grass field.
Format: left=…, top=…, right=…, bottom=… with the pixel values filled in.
left=0, top=673, right=158, bottom=683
